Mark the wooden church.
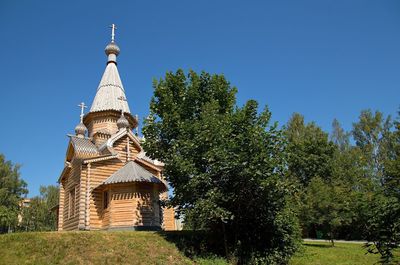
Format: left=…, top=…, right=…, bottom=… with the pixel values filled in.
left=57, top=25, right=176, bottom=231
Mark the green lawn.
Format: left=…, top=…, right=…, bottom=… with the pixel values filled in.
left=0, top=231, right=193, bottom=265
left=0, top=232, right=397, bottom=265
left=290, top=241, right=392, bottom=265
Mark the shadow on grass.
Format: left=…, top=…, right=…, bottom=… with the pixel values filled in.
left=156, top=230, right=226, bottom=260
left=303, top=243, right=334, bottom=248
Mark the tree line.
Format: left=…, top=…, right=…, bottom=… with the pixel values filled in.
left=0, top=154, right=58, bottom=233
left=143, top=70, right=399, bottom=264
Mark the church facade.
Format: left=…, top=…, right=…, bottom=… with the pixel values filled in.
left=57, top=26, right=176, bottom=231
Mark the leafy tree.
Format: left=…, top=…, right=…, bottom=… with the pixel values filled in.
left=352, top=109, right=393, bottom=186
left=0, top=154, right=28, bottom=233
left=143, top=70, right=301, bottom=264
left=20, top=185, right=59, bottom=231
left=363, top=194, right=400, bottom=265
left=300, top=177, right=354, bottom=246
left=285, top=113, right=336, bottom=186
left=384, top=110, right=400, bottom=196
left=287, top=117, right=370, bottom=242
left=328, top=119, right=374, bottom=240
left=330, top=118, right=351, bottom=152
left=363, top=109, right=400, bottom=264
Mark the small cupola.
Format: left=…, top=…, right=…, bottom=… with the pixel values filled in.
left=75, top=102, right=88, bottom=138
left=74, top=122, right=87, bottom=138
left=117, top=111, right=129, bottom=130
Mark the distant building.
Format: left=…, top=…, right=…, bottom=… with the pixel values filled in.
left=57, top=25, right=176, bottom=231
left=18, top=198, right=31, bottom=224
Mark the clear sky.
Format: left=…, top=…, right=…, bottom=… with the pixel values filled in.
left=0, top=1, right=399, bottom=196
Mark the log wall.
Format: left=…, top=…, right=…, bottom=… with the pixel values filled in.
left=106, top=183, right=161, bottom=228
left=88, top=158, right=125, bottom=229
left=87, top=116, right=119, bottom=139
left=114, top=137, right=140, bottom=162
left=59, top=132, right=173, bottom=231
left=57, top=182, right=65, bottom=230
left=61, top=159, right=81, bottom=231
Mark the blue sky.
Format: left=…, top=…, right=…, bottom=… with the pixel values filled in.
left=0, top=1, right=399, bottom=196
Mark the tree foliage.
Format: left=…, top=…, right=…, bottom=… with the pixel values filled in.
left=300, top=177, right=354, bottom=246
left=142, top=69, right=399, bottom=263
left=288, top=109, right=399, bottom=263
left=0, top=154, right=28, bottom=233
left=352, top=109, right=393, bottom=186
left=363, top=109, right=400, bottom=264
left=20, top=185, right=59, bottom=232
left=143, top=70, right=301, bottom=264
left=285, top=113, right=336, bottom=186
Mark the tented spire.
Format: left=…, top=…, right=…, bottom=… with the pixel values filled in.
left=89, top=24, right=131, bottom=114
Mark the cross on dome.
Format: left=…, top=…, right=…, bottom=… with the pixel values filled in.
left=117, top=96, right=129, bottom=130
left=75, top=102, right=88, bottom=137
left=110, top=24, right=117, bottom=42
left=78, top=102, right=87, bottom=123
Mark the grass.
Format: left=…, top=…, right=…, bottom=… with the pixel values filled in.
left=0, top=231, right=195, bottom=265
left=0, top=232, right=398, bottom=265
left=290, top=241, right=397, bottom=265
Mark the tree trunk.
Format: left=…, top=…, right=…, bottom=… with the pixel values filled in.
left=222, top=222, right=229, bottom=258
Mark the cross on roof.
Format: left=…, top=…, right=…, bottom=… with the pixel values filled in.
left=117, top=96, right=127, bottom=115
left=110, top=23, right=117, bottom=42
left=78, top=102, right=87, bottom=122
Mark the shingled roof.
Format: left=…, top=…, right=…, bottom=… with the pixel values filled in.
left=89, top=63, right=131, bottom=113
left=89, top=41, right=130, bottom=114
left=69, top=136, right=99, bottom=158
left=99, top=161, right=167, bottom=191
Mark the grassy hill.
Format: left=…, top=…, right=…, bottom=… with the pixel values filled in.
left=0, top=231, right=396, bottom=265
left=0, top=231, right=225, bottom=265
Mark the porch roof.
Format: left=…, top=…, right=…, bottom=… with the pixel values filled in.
left=97, top=160, right=167, bottom=191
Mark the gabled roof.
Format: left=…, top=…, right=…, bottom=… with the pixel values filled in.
left=98, top=129, right=142, bottom=155
left=68, top=136, right=99, bottom=159
left=98, top=161, right=167, bottom=191
left=137, top=151, right=165, bottom=167
left=89, top=59, right=130, bottom=114
left=58, top=163, right=71, bottom=183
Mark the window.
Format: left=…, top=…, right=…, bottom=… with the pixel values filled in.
left=103, top=191, right=109, bottom=209
left=68, top=187, right=76, bottom=218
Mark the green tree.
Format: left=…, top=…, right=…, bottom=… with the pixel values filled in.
left=20, top=185, right=59, bottom=231
left=363, top=109, right=400, bottom=264
left=285, top=113, right=336, bottom=186
left=0, top=154, right=28, bottom=233
left=286, top=116, right=367, bottom=241
left=143, top=70, right=301, bottom=264
left=384, top=110, right=400, bottom=195
left=285, top=113, right=335, bottom=186
left=300, top=177, right=354, bottom=246
left=328, top=120, right=367, bottom=240
left=352, top=109, right=393, bottom=186
left=330, top=118, right=350, bottom=152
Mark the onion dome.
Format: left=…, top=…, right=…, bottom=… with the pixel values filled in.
left=105, top=42, right=120, bottom=64
left=75, top=122, right=87, bottom=137
left=117, top=112, right=129, bottom=130
left=105, top=42, right=120, bottom=56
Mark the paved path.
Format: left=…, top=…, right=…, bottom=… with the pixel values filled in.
left=304, top=238, right=367, bottom=244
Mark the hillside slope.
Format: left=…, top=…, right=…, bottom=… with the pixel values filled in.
left=0, top=231, right=195, bottom=265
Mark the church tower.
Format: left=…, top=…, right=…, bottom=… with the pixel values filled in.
left=84, top=25, right=137, bottom=145
left=57, top=25, right=176, bottom=231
